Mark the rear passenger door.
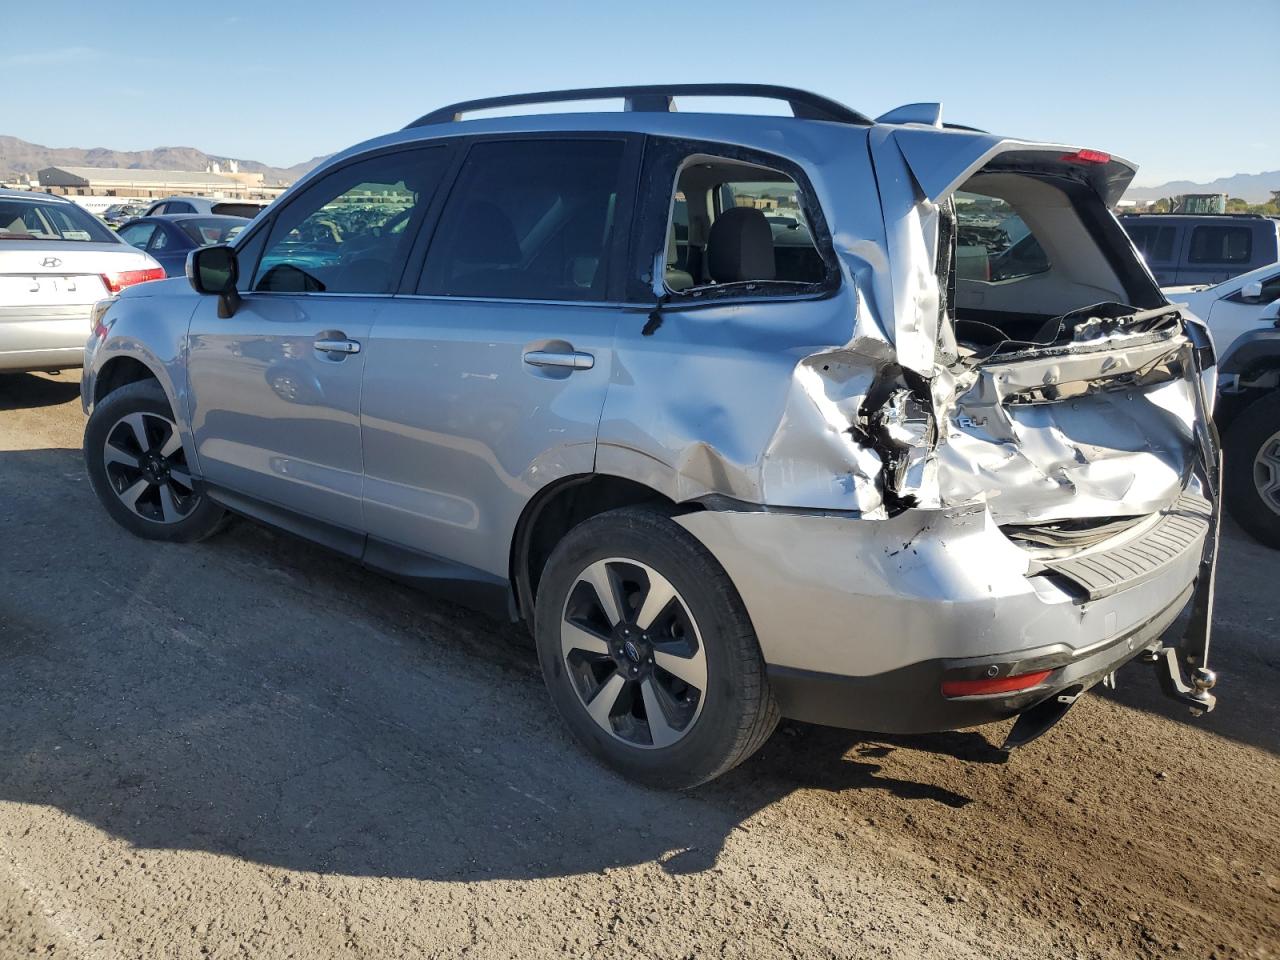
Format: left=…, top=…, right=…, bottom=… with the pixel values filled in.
left=359, top=135, right=639, bottom=582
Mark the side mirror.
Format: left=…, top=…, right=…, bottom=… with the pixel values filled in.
left=1242, top=280, right=1264, bottom=302
left=187, top=244, right=241, bottom=318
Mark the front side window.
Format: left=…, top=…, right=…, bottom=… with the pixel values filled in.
left=419, top=139, right=626, bottom=301
left=954, top=192, right=1050, bottom=282
left=1189, top=225, right=1252, bottom=264
left=0, top=199, right=116, bottom=243
left=253, top=147, right=448, bottom=295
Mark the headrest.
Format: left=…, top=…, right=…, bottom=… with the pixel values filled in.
left=706, top=206, right=775, bottom=283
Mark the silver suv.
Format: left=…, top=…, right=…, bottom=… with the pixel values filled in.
left=81, top=85, right=1223, bottom=788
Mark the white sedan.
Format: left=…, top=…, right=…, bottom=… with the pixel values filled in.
left=1168, top=261, right=1280, bottom=548
left=0, top=190, right=164, bottom=373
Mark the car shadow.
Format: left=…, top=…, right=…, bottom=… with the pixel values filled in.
left=0, top=445, right=996, bottom=884
left=0, top=371, right=81, bottom=410
left=1, top=444, right=1272, bottom=890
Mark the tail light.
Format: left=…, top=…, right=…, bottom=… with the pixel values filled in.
left=941, top=670, right=1051, bottom=698
left=1060, top=149, right=1111, bottom=165
left=100, top=267, right=165, bottom=294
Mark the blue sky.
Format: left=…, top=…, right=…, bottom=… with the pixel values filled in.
left=1, top=0, right=1275, bottom=186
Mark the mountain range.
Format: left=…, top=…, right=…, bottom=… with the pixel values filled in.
left=0, top=135, right=328, bottom=185
left=1124, top=170, right=1279, bottom=204
left=4, top=133, right=1276, bottom=204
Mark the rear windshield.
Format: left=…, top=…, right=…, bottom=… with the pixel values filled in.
left=0, top=198, right=117, bottom=242
left=176, top=217, right=246, bottom=246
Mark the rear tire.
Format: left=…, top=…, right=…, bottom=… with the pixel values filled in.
left=1224, top=391, right=1280, bottom=549
left=534, top=506, right=779, bottom=789
left=84, top=380, right=226, bottom=543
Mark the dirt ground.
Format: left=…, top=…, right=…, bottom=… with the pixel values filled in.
left=1, top=370, right=1277, bottom=960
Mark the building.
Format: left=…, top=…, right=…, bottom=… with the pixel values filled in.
left=35, top=165, right=283, bottom=201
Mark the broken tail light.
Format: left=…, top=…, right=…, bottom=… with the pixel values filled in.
left=100, top=267, right=165, bottom=294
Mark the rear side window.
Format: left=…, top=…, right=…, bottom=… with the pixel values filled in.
left=954, top=193, right=1049, bottom=282
left=177, top=218, right=245, bottom=246
left=1126, top=224, right=1176, bottom=263
left=656, top=149, right=833, bottom=298
left=118, top=222, right=156, bottom=250
left=419, top=139, right=625, bottom=301
left=253, top=146, right=449, bottom=295
left=1188, top=225, right=1252, bottom=264
left=167, top=201, right=194, bottom=214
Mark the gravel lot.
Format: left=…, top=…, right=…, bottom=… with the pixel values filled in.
left=1, top=370, right=1277, bottom=960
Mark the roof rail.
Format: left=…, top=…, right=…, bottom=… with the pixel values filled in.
left=405, top=84, right=873, bottom=129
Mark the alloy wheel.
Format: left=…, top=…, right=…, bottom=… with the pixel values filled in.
left=560, top=558, right=708, bottom=749
left=102, top=411, right=199, bottom=524
left=1255, top=429, right=1280, bottom=517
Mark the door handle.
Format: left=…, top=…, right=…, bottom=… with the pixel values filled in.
left=522, top=349, right=594, bottom=370
left=314, top=337, right=361, bottom=355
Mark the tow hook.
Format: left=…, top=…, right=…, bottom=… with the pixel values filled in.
left=1148, top=647, right=1217, bottom=715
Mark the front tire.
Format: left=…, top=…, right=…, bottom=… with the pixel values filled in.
left=1224, top=392, right=1280, bottom=549
left=84, top=380, right=226, bottom=542
left=534, top=507, right=779, bottom=789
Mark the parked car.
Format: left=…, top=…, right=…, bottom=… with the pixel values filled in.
left=102, top=203, right=149, bottom=228
left=1167, top=261, right=1280, bottom=547
left=0, top=189, right=163, bottom=372
left=143, top=195, right=267, bottom=219
left=117, top=215, right=249, bottom=278
left=1119, top=213, right=1280, bottom=287
left=81, top=85, right=1221, bottom=788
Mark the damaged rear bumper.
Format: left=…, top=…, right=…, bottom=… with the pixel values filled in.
left=675, top=488, right=1211, bottom=735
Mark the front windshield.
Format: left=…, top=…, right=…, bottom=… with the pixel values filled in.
left=0, top=198, right=118, bottom=242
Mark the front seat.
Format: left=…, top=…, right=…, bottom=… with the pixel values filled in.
left=706, top=206, right=775, bottom=284
left=664, top=220, right=694, bottom=291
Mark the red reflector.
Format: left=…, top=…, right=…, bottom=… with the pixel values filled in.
left=1060, top=149, right=1111, bottom=165
left=101, top=267, right=165, bottom=294
left=941, top=670, right=1051, bottom=698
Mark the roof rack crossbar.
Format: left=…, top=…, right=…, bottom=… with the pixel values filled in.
left=405, top=84, right=872, bottom=129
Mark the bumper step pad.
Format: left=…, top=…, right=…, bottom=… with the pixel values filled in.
left=1042, top=492, right=1211, bottom=601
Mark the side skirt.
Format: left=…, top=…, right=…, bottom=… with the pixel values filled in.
left=205, top=484, right=516, bottom=620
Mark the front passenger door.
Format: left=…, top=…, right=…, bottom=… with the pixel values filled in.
left=360, top=136, right=637, bottom=579
left=185, top=146, right=450, bottom=545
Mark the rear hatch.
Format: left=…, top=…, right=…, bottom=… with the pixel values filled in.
left=872, top=132, right=1213, bottom=542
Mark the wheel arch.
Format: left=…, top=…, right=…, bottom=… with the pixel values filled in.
left=509, top=473, right=697, bottom=621
left=94, top=355, right=162, bottom=406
